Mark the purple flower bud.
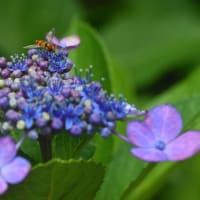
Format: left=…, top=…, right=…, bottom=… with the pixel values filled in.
left=17, top=97, right=26, bottom=109
left=66, top=60, right=73, bottom=71
left=0, top=57, right=6, bottom=67
left=89, top=113, right=101, bottom=124
left=101, top=127, right=111, bottom=138
left=71, top=90, right=80, bottom=98
left=87, top=124, right=94, bottom=134
left=5, top=78, right=13, bottom=86
left=62, top=87, right=71, bottom=97
left=51, top=118, right=63, bottom=129
left=15, top=91, right=23, bottom=99
left=6, top=110, right=21, bottom=121
left=70, top=125, right=82, bottom=135
left=39, top=60, right=49, bottom=69
left=11, top=70, right=22, bottom=78
left=27, top=49, right=38, bottom=56
left=0, top=97, right=8, bottom=109
left=25, top=58, right=32, bottom=66
left=84, top=106, right=92, bottom=114
left=0, top=87, right=10, bottom=98
left=54, top=95, right=64, bottom=102
left=106, top=121, right=116, bottom=130
left=27, top=130, right=38, bottom=140
left=1, top=68, right=10, bottom=78
left=35, top=118, right=47, bottom=127
left=107, top=111, right=115, bottom=120
left=11, top=82, right=20, bottom=91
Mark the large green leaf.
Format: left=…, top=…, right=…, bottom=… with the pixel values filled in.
left=102, top=15, right=200, bottom=90
left=52, top=133, right=95, bottom=160
left=95, top=143, right=146, bottom=200
left=2, top=159, right=105, bottom=200
left=156, top=154, right=200, bottom=200
left=68, top=20, right=112, bottom=93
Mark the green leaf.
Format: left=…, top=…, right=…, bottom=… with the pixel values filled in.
left=151, top=67, right=200, bottom=105
left=68, top=20, right=112, bottom=93
left=156, top=154, right=200, bottom=200
left=52, top=133, right=95, bottom=160
left=20, top=139, right=42, bottom=164
left=9, top=130, right=41, bottom=164
left=2, top=159, right=105, bottom=200
left=102, top=15, right=200, bottom=90
left=95, top=143, right=146, bottom=200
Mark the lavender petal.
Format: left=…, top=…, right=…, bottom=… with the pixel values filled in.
left=131, top=147, right=168, bottom=162
left=127, top=121, right=155, bottom=147
left=146, top=104, right=182, bottom=143
left=165, top=131, right=200, bottom=161
left=2, top=157, right=31, bottom=184
left=0, top=136, right=16, bottom=167
left=60, top=35, right=80, bottom=49
left=0, top=176, right=8, bottom=195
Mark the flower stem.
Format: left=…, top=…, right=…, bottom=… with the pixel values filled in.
left=38, top=134, right=52, bottom=162
left=113, top=131, right=130, bottom=143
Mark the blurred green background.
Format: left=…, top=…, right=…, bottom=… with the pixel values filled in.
left=1, top=0, right=200, bottom=199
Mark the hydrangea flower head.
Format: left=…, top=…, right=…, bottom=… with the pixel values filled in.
left=0, top=30, right=144, bottom=139
left=0, top=136, right=30, bottom=194
left=127, top=104, right=200, bottom=162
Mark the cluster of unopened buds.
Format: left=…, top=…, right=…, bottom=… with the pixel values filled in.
left=0, top=30, right=200, bottom=195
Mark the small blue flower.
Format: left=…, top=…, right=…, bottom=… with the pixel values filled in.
left=21, top=77, right=44, bottom=100
left=40, top=50, right=73, bottom=73
left=22, top=103, right=42, bottom=128
left=8, top=54, right=28, bottom=72
left=0, top=136, right=30, bottom=195
left=48, top=102, right=64, bottom=118
left=47, top=73, right=63, bottom=95
left=64, top=104, right=84, bottom=131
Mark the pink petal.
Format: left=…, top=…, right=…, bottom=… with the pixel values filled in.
left=0, top=136, right=16, bottom=167
left=127, top=121, right=155, bottom=147
left=2, top=157, right=31, bottom=184
left=60, top=35, right=80, bottom=49
left=0, top=176, right=7, bottom=195
left=51, top=36, right=60, bottom=46
left=131, top=147, right=168, bottom=162
left=165, top=131, right=200, bottom=161
left=146, top=104, right=182, bottom=143
left=45, top=30, right=59, bottom=45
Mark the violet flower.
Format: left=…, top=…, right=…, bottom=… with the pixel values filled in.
left=46, top=30, right=80, bottom=50
left=0, top=136, right=31, bottom=195
left=127, top=104, right=200, bottom=162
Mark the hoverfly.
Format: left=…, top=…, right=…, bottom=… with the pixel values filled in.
left=24, top=29, right=56, bottom=51
left=24, top=29, right=80, bottom=51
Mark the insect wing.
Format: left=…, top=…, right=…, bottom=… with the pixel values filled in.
left=24, top=44, right=40, bottom=49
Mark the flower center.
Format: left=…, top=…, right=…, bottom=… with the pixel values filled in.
left=155, top=140, right=166, bottom=151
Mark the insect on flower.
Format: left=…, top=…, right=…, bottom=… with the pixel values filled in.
left=24, top=29, right=80, bottom=52
left=24, top=29, right=56, bottom=52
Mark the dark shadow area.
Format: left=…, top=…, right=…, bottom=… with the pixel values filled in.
left=137, top=64, right=196, bottom=96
